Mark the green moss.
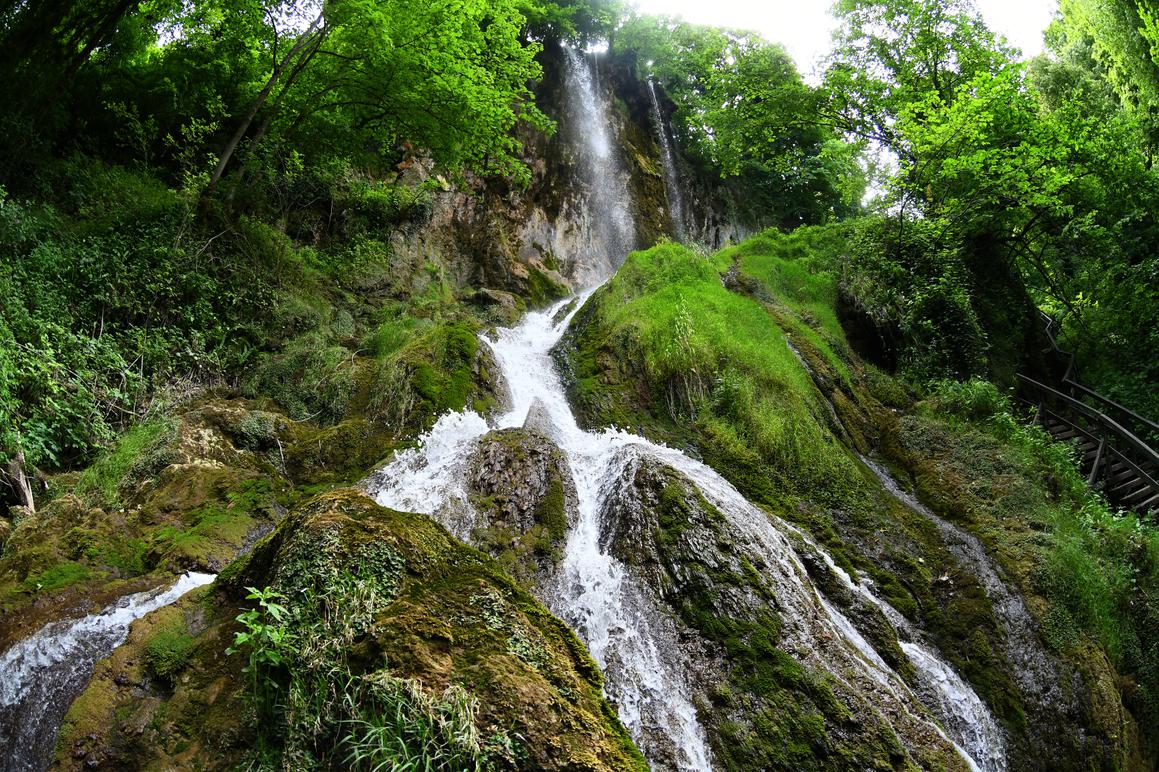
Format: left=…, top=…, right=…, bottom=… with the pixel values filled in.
left=535, top=478, right=568, bottom=542
left=371, top=321, right=495, bottom=435
left=21, top=560, right=92, bottom=592
left=206, top=489, right=648, bottom=771
left=526, top=264, right=570, bottom=306
left=144, top=623, right=197, bottom=685
left=75, top=420, right=172, bottom=507
left=561, top=242, right=862, bottom=500
left=149, top=478, right=276, bottom=569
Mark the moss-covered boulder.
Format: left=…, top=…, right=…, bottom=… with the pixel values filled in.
left=0, top=400, right=293, bottom=651
left=466, top=428, right=576, bottom=587
left=54, top=489, right=645, bottom=771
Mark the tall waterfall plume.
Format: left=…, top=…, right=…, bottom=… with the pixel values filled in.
left=647, top=79, right=688, bottom=241
left=562, top=47, right=636, bottom=284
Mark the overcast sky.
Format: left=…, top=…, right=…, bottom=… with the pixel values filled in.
left=628, top=0, right=1059, bottom=78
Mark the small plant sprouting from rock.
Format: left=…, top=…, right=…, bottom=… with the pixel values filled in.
left=225, top=537, right=519, bottom=769
left=227, top=586, right=294, bottom=726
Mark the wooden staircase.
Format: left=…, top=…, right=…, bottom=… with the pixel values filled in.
left=1017, top=313, right=1159, bottom=516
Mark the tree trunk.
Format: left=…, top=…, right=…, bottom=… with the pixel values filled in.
left=207, top=11, right=327, bottom=194
left=8, top=448, right=35, bottom=514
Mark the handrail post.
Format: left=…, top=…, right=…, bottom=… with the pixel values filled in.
left=1089, top=434, right=1106, bottom=487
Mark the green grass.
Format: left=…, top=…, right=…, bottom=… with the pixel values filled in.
left=712, top=226, right=853, bottom=384
left=576, top=241, right=860, bottom=499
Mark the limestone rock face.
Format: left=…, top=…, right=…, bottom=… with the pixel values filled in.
left=466, top=428, right=576, bottom=587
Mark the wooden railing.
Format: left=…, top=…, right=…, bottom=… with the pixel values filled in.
left=1017, top=374, right=1159, bottom=513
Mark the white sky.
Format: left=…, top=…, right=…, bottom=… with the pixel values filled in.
left=628, top=0, right=1059, bottom=78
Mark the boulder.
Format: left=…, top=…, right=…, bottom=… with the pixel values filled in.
left=467, top=428, right=576, bottom=585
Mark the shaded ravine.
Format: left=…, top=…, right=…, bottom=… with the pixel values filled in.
left=0, top=572, right=215, bottom=772
left=368, top=292, right=1005, bottom=771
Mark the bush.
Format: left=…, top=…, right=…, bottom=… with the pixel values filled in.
left=928, top=379, right=1008, bottom=422
left=839, top=216, right=989, bottom=381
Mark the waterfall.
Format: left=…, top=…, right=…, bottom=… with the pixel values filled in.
left=647, top=79, right=688, bottom=241
left=368, top=294, right=1007, bottom=771
left=561, top=47, right=636, bottom=284
left=784, top=516, right=1007, bottom=772
left=0, top=572, right=215, bottom=772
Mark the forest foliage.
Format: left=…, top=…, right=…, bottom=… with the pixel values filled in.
left=0, top=0, right=1156, bottom=523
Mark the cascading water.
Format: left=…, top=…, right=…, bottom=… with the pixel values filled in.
left=373, top=294, right=712, bottom=768
left=562, top=47, right=637, bottom=284
left=369, top=293, right=1007, bottom=770
left=0, top=572, right=215, bottom=772
left=861, top=456, right=1063, bottom=739
left=646, top=79, right=688, bottom=240
left=785, top=518, right=1007, bottom=772
left=369, top=40, right=1006, bottom=771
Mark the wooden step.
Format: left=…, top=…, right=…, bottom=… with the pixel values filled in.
left=1111, top=477, right=1147, bottom=497
left=1123, top=484, right=1159, bottom=506
left=1139, top=493, right=1159, bottom=513
left=1108, top=468, right=1136, bottom=486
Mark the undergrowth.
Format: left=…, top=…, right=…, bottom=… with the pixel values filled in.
left=921, top=378, right=1159, bottom=731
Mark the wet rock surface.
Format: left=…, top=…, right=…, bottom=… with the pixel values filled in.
left=466, top=427, right=577, bottom=587
left=598, top=450, right=967, bottom=771
left=52, top=490, right=645, bottom=771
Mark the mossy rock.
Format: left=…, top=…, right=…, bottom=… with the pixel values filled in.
left=57, top=490, right=646, bottom=771
left=597, top=452, right=963, bottom=771
left=466, top=428, right=577, bottom=587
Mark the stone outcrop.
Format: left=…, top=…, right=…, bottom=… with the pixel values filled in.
left=466, top=427, right=576, bottom=587
left=53, top=490, right=645, bottom=771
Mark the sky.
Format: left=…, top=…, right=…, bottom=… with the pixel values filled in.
left=628, top=0, right=1059, bottom=78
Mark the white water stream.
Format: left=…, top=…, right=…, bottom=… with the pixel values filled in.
left=561, top=47, right=637, bottom=284
left=647, top=79, right=688, bottom=240
left=0, top=572, right=215, bottom=772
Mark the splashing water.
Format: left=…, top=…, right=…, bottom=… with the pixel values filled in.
left=369, top=292, right=1007, bottom=770
left=0, top=572, right=216, bottom=772
left=647, top=79, right=687, bottom=241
